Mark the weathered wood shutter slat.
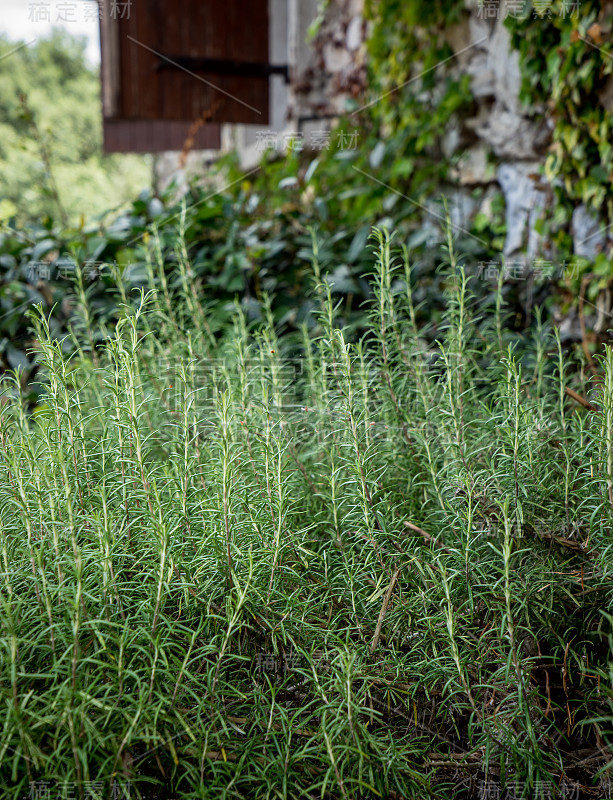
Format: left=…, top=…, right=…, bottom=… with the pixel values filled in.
left=100, top=0, right=270, bottom=153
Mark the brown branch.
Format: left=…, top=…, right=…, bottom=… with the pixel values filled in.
left=179, top=99, right=224, bottom=168
left=565, top=386, right=599, bottom=413
left=404, top=520, right=454, bottom=555
left=370, top=567, right=400, bottom=653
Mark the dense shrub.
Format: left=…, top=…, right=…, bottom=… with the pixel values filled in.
left=0, top=230, right=611, bottom=799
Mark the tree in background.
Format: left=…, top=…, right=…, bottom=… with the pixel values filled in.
left=0, top=30, right=151, bottom=226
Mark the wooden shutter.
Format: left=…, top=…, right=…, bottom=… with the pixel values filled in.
left=100, top=0, right=271, bottom=153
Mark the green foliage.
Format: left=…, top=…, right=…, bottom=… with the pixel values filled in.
left=0, top=229, right=611, bottom=798
left=0, top=154, right=531, bottom=413
left=2, top=8, right=612, bottom=400
left=0, top=188, right=169, bottom=398
left=366, top=0, right=465, bottom=91
left=366, top=0, right=613, bottom=296
left=506, top=0, right=613, bottom=237
left=362, top=0, right=477, bottom=211
left=0, top=32, right=150, bottom=225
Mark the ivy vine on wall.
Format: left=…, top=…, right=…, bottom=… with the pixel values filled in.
left=506, top=0, right=612, bottom=223
left=364, top=0, right=612, bottom=296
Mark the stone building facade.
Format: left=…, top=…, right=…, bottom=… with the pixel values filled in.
left=157, top=0, right=611, bottom=276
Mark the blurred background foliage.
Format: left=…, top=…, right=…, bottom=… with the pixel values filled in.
left=0, top=1, right=611, bottom=396
left=507, top=0, right=613, bottom=218
left=0, top=31, right=150, bottom=225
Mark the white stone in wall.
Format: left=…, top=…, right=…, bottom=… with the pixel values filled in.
left=449, top=190, right=481, bottom=233
left=477, top=185, right=501, bottom=221
left=468, top=14, right=492, bottom=44
left=442, top=125, right=462, bottom=160
left=572, top=205, right=607, bottom=260
left=346, top=16, right=362, bottom=51
left=555, top=308, right=587, bottom=343
left=470, top=107, right=544, bottom=160
left=527, top=198, right=546, bottom=260
left=453, top=144, right=491, bottom=184
left=346, top=0, right=363, bottom=16
left=497, top=163, right=546, bottom=256
left=488, top=19, right=522, bottom=114
left=466, top=52, right=496, bottom=99
left=421, top=199, right=446, bottom=247
left=323, top=41, right=353, bottom=71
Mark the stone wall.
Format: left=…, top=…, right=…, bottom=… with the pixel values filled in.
left=155, top=0, right=611, bottom=275
left=291, top=0, right=611, bottom=267
left=290, top=0, right=368, bottom=121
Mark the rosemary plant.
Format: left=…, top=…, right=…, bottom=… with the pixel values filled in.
left=0, top=228, right=611, bottom=800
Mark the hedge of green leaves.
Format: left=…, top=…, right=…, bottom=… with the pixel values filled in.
left=1, top=229, right=612, bottom=798
left=2, top=1, right=612, bottom=393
